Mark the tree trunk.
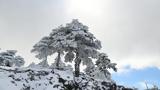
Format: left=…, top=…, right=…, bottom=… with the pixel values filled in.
left=74, top=52, right=81, bottom=77
left=56, top=52, right=61, bottom=69
left=44, top=57, right=49, bottom=67
left=42, top=56, right=48, bottom=67
left=44, top=56, right=47, bottom=64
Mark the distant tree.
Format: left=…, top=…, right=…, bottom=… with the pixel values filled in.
left=0, top=50, right=25, bottom=67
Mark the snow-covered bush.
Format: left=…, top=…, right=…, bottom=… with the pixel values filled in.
left=0, top=50, right=25, bottom=67
left=96, top=53, right=117, bottom=72
left=14, top=56, right=25, bottom=67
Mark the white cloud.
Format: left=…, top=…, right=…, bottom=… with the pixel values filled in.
left=0, top=0, right=160, bottom=70
left=115, top=55, right=160, bottom=72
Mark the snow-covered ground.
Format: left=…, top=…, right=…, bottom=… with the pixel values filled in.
left=0, top=66, right=117, bottom=90
left=0, top=66, right=73, bottom=90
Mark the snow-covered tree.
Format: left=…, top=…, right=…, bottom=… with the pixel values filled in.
left=31, top=36, right=54, bottom=67
left=0, top=50, right=25, bottom=67
left=91, top=53, right=117, bottom=80
left=61, top=19, right=102, bottom=77
left=44, top=19, right=102, bottom=77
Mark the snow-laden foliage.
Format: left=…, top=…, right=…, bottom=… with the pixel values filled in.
left=31, top=36, right=54, bottom=62
left=96, top=53, right=117, bottom=72
left=88, top=53, right=117, bottom=80
left=0, top=50, right=25, bottom=67
left=14, top=56, right=25, bottom=67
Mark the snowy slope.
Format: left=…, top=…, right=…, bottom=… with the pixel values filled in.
left=0, top=66, right=117, bottom=90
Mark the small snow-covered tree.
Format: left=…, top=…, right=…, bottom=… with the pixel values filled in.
left=0, top=50, right=25, bottom=67
left=91, top=53, right=117, bottom=80
left=0, top=50, right=17, bottom=67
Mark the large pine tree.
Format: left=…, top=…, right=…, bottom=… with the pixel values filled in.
left=31, top=19, right=117, bottom=78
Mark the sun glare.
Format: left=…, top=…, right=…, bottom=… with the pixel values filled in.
left=68, top=0, right=104, bottom=16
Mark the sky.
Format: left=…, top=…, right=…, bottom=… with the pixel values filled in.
left=0, top=0, right=160, bottom=89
